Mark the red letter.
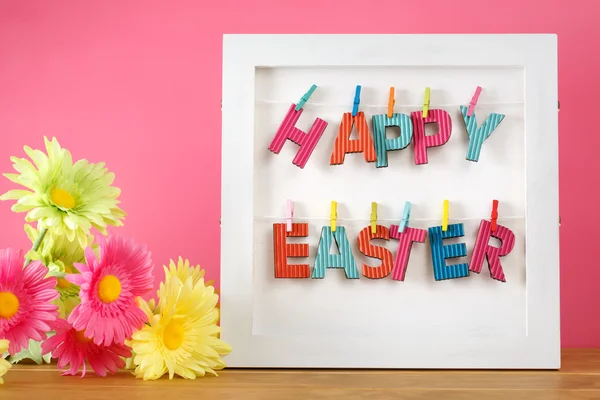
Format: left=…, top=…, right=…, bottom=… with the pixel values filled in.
left=357, top=225, right=394, bottom=279
left=410, top=109, right=452, bottom=165
left=273, top=223, right=310, bottom=278
left=330, top=112, right=377, bottom=165
left=469, top=220, right=515, bottom=282
left=389, top=225, right=427, bottom=281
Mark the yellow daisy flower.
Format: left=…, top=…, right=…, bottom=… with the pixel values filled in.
left=0, top=339, right=12, bottom=384
left=163, top=257, right=215, bottom=287
left=0, top=136, right=126, bottom=248
left=131, top=276, right=231, bottom=380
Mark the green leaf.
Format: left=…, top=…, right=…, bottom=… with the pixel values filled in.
left=9, top=333, right=55, bottom=365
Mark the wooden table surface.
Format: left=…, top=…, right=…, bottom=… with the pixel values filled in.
left=2, top=349, right=600, bottom=400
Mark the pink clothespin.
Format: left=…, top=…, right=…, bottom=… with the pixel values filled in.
left=286, top=200, right=294, bottom=232
left=467, top=86, right=482, bottom=117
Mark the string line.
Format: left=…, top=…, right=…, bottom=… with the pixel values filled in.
left=255, top=99, right=523, bottom=108
left=256, top=216, right=524, bottom=222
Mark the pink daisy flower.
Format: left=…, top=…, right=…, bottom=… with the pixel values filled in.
left=67, top=236, right=153, bottom=346
left=42, top=318, right=131, bottom=377
left=0, top=248, right=58, bottom=354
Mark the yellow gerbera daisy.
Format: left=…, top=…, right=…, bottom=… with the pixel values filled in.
left=24, top=224, right=97, bottom=317
left=163, top=257, right=215, bottom=287
left=0, top=339, right=12, bottom=384
left=0, top=136, right=126, bottom=247
left=131, top=276, right=231, bottom=380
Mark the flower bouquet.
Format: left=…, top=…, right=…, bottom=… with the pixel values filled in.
left=0, top=137, right=230, bottom=382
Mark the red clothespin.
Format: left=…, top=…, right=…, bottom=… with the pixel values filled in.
left=467, top=86, right=482, bottom=117
left=286, top=200, right=294, bottom=232
left=490, top=199, right=499, bottom=232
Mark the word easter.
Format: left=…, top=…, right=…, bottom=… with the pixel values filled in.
left=268, top=86, right=505, bottom=168
left=273, top=219, right=515, bottom=283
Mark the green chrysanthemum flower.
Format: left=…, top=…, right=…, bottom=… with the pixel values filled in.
left=0, top=136, right=126, bottom=247
left=24, top=224, right=97, bottom=317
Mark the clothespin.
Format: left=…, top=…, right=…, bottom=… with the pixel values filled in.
left=387, top=87, right=395, bottom=118
left=490, top=199, right=499, bottom=232
left=352, top=85, right=361, bottom=117
left=442, top=200, right=449, bottom=232
left=330, top=201, right=337, bottom=232
left=399, top=201, right=411, bottom=233
left=286, top=200, right=294, bottom=232
left=467, top=86, right=482, bottom=117
left=370, top=202, right=377, bottom=234
left=295, top=85, right=317, bottom=111
left=422, top=87, right=430, bottom=118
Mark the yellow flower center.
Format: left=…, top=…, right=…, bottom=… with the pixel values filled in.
left=74, top=330, right=92, bottom=343
left=50, top=188, right=76, bottom=209
left=162, top=320, right=185, bottom=350
left=98, top=275, right=121, bottom=303
left=57, top=278, right=71, bottom=289
left=0, top=292, right=20, bottom=319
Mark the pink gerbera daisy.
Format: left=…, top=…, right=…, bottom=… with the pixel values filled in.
left=0, top=248, right=58, bottom=354
left=67, top=236, right=153, bottom=346
left=42, top=318, right=131, bottom=376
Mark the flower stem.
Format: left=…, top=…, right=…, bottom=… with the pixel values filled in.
left=24, top=227, right=48, bottom=267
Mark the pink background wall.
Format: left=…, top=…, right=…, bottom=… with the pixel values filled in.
left=0, top=0, right=595, bottom=347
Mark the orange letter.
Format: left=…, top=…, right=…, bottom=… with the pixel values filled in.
left=273, top=223, right=310, bottom=278
left=357, top=225, right=394, bottom=279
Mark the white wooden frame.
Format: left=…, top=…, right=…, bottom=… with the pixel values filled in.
left=221, top=34, right=559, bottom=369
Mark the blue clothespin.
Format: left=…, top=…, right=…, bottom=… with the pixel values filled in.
left=295, top=85, right=317, bottom=111
left=399, top=201, right=411, bottom=233
left=352, top=85, right=361, bottom=116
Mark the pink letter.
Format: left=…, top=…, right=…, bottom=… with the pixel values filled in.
left=410, top=109, right=452, bottom=165
left=469, top=220, right=516, bottom=282
left=268, top=104, right=328, bottom=168
left=389, top=225, right=427, bottom=281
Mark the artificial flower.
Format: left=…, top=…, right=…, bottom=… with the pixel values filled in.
left=67, top=236, right=153, bottom=346
left=130, top=275, right=231, bottom=380
left=42, top=318, right=131, bottom=377
left=8, top=337, right=53, bottom=365
left=24, top=224, right=97, bottom=317
left=0, top=339, right=11, bottom=384
left=0, top=136, right=126, bottom=248
left=0, top=248, right=58, bottom=354
left=163, top=257, right=215, bottom=287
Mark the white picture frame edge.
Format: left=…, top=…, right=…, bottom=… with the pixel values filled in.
left=221, top=34, right=559, bottom=369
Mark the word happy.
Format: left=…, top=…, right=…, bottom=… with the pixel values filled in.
left=268, top=101, right=505, bottom=168
left=273, top=219, right=515, bottom=282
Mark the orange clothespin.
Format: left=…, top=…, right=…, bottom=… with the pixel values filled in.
left=490, top=199, right=499, bottom=232
left=370, top=202, right=377, bottom=234
left=387, top=87, right=395, bottom=118
left=286, top=200, right=294, bottom=232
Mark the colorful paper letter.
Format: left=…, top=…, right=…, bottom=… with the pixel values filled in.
left=312, top=226, right=359, bottom=279
left=460, top=105, right=505, bottom=162
left=372, top=113, right=413, bottom=168
left=272, top=223, right=310, bottom=278
left=389, top=224, right=427, bottom=281
left=428, top=223, right=469, bottom=281
left=469, top=220, right=515, bottom=282
left=330, top=112, right=377, bottom=165
left=268, top=104, right=328, bottom=168
left=410, top=109, right=452, bottom=165
left=357, top=225, right=394, bottom=279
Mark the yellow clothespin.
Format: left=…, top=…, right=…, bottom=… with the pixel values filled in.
left=442, top=199, right=449, bottom=232
left=422, top=87, right=430, bottom=118
left=387, top=87, right=395, bottom=118
left=370, top=202, right=377, bottom=234
left=330, top=201, right=337, bottom=232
